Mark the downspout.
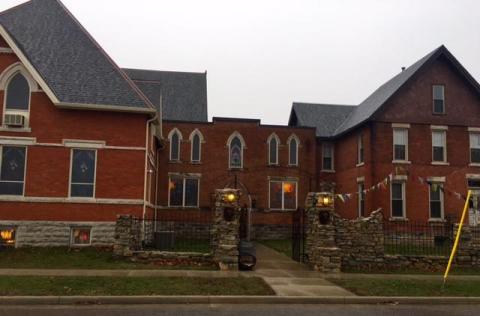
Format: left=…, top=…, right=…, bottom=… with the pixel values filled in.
left=143, top=113, right=158, bottom=226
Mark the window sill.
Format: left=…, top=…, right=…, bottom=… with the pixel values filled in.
left=356, top=162, right=365, bottom=167
left=389, top=217, right=408, bottom=222
left=267, top=164, right=280, bottom=167
left=265, top=209, right=297, bottom=212
left=228, top=168, right=243, bottom=171
left=67, top=197, right=95, bottom=202
left=392, top=160, right=411, bottom=164
left=431, top=161, right=449, bottom=166
left=190, top=161, right=202, bottom=165
left=469, top=163, right=480, bottom=167
left=321, top=169, right=335, bottom=173
left=287, top=164, right=299, bottom=168
left=428, top=218, right=446, bottom=223
left=167, top=206, right=200, bottom=209
left=0, top=126, right=31, bottom=133
left=168, top=160, right=182, bottom=164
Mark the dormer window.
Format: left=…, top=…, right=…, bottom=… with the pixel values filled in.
left=433, top=85, right=445, bottom=114
left=3, top=72, right=30, bottom=128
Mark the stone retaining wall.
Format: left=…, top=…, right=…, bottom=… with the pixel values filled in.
left=0, top=220, right=115, bottom=247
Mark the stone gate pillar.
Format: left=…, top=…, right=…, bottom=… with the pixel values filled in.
left=305, top=192, right=341, bottom=273
left=212, top=189, right=241, bottom=271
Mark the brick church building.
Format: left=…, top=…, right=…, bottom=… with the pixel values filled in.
left=0, top=0, right=479, bottom=247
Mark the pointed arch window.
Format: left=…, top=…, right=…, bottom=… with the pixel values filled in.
left=168, top=129, right=182, bottom=162
left=267, top=134, right=279, bottom=165
left=5, top=73, right=30, bottom=111
left=190, top=129, right=204, bottom=163
left=228, top=133, right=245, bottom=169
left=288, top=135, right=299, bottom=166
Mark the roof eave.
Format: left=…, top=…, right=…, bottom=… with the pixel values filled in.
left=56, top=102, right=156, bottom=114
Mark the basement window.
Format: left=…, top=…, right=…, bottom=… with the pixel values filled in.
left=0, top=227, right=15, bottom=246
left=71, top=227, right=91, bottom=246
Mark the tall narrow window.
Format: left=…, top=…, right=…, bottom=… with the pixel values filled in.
left=228, top=133, right=244, bottom=169
left=357, top=135, right=364, bottom=165
left=433, top=85, right=445, bottom=114
left=288, top=135, right=299, bottom=166
left=393, top=129, right=408, bottom=161
left=0, top=146, right=26, bottom=196
left=429, top=183, right=444, bottom=219
left=268, top=134, right=279, bottom=165
left=470, top=133, right=480, bottom=164
left=269, top=180, right=297, bottom=210
left=391, top=181, right=405, bottom=218
left=432, top=130, right=446, bottom=162
left=168, top=129, right=182, bottom=161
left=5, top=73, right=30, bottom=111
left=168, top=176, right=199, bottom=207
left=358, top=182, right=365, bottom=217
left=190, top=130, right=203, bottom=163
left=70, top=149, right=96, bottom=198
left=322, top=143, right=334, bottom=171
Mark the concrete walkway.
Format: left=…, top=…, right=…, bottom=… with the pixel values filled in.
left=252, top=243, right=355, bottom=297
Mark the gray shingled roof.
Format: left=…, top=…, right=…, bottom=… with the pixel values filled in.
left=291, top=45, right=480, bottom=138
left=123, top=69, right=208, bottom=122
left=289, top=103, right=355, bottom=137
left=0, top=0, right=153, bottom=111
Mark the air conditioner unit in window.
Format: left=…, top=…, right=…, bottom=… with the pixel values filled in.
left=4, top=114, right=25, bottom=127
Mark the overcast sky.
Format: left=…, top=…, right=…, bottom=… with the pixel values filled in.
left=1, top=0, right=479, bottom=125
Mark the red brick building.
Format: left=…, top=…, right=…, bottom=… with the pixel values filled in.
left=0, top=0, right=479, bottom=247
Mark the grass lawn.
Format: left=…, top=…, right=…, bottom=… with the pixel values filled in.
left=0, top=276, right=274, bottom=296
left=329, top=278, right=480, bottom=297
left=259, top=239, right=292, bottom=258
left=0, top=247, right=215, bottom=270
left=384, top=244, right=451, bottom=256
left=343, top=266, right=480, bottom=275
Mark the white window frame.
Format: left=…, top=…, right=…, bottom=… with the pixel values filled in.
left=390, top=181, right=406, bottom=219
left=168, top=128, right=183, bottom=162
left=432, top=84, right=445, bottom=114
left=189, top=129, right=204, bottom=163
left=358, top=182, right=365, bottom=218
left=70, top=227, right=92, bottom=246
left=68, top=148, right=97, bottom=199
left=287, top=134, right=300, bottom=166
left=322, top=142, right=334, bottom=171
left=167, top=175, right=200, bottom=208
left=429, top=183, right=444, bottom=220
left=0, top=145, right=27, bottom=196
left=431, top=129, right=447, bottom=163
left=0, top=63, right=38, bottom=131
left=357, top=134, right=364, bottom=165
left=267, top=133, right=280, bottom=166
left=469, top=132, right=480, bottom=165
left=268, top=180, right=298, bottom=211
left=392, top=128, right=409, bottom=162
left=227, top=132, right=246, bottom=169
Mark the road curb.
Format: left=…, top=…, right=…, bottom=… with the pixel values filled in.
left=0, top=296, right=479, bottom=305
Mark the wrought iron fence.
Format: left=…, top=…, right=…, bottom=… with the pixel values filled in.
left=143, top=210, right=214, bottom=253
left=384, top=221, right=455, bottom=256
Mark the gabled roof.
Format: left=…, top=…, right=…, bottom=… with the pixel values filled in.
left=0, top=0, right=155, bottom=113
left=290, top=45, right=480, bottom=138
left=123, top=68, right=208, bottom=122
left=289, top=103, right=355, bottom=137
left=334, top=45, right=480, bottom=136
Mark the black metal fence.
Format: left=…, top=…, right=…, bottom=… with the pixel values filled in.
left=292, top=208, right=307, bottom=262
left=143, top=210, right=214, bottom=253
left=384, top=221, right=455, bottom=256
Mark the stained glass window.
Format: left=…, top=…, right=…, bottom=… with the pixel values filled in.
left=70, top=149, right=96, bottom=198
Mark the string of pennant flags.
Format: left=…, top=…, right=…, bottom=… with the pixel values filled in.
left=334, top=166, right=468, bottom=203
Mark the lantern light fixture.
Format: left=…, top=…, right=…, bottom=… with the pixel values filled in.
left=316, top=192, right=334, bottom=209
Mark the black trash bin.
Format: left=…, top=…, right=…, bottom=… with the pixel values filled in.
left=238, top=240, right=256, bottom=271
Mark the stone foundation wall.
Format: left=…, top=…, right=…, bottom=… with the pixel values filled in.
left=0, top=220, right=115, bottom=247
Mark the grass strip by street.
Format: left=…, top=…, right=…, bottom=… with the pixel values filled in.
left=342, top=266, right=480, bottom=275
left=328, top=278, right=480, bottom=297
left=0, top=247, right=215, bottom=270
left=0, top=276, right=274, bottom=296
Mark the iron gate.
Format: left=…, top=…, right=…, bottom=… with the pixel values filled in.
left=292, top=208, right=306, bottom=262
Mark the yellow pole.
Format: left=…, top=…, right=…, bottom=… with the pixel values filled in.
left=443, top=190, right=472, bottom=284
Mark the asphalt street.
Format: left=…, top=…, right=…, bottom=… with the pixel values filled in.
left=0, top=304, right=478, bottom=316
